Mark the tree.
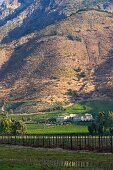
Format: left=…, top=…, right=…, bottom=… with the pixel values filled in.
left=88, top=122, right=97, bottom=134
left=109, top=128, right=113, bottom=134
left=11, top=120, right=26, bottom=135
left=88, top=112, right=113, bottom=134
left=0, top=114, right=26, bottom=135
left=50, top=102, right=64, bottom=112
left=97, top=112, right=113, bottom=132
left=0, top=117, right=12, bottom=134
left=88, top=125, right=94, bottom=134
left=107, top=112, right=113, bottom=127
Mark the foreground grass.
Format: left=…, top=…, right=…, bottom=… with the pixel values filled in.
left=0, top=165, right=105, bottom=170
left=0, top=145, right=113, bottom=170
left=26, top=124, right=88, bottom=134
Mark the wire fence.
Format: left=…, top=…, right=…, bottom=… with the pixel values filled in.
left=0, top=134, right=113, bottom=152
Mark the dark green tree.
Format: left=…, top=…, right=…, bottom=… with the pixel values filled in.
left=0, top=114, right=26, bottom=135
left=11, top=120, right=26, bottom=135
left=0, top=117, right=12, bottom=134
left=88, top=112, right=113, bottom=134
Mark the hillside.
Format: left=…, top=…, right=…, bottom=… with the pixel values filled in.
left=0, top=0, right=113, bottom=43
left=0, top=9, right=113, bottom=112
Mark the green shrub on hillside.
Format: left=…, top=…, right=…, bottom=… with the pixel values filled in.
left=67, top=34, right=82, bottom=41
left=49, top=102, right=64, bottom=112
left=66, top=89, right=78, bottom=96
left=74, top=67, right=81, bottom=72
left=79, top=71, right=86, bottom=78
left=74, top=68, right=86, bottom=81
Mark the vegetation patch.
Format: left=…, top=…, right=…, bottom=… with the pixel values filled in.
left=66, top=100, right=113, bottom=115
left=26, top=124, right=88, bottom=134
left=0, top=146, right=113, bottom=170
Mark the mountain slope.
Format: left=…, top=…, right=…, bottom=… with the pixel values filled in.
left=0, top=10, right=113, bottom=112
left=0, top=0, right=113, bottom=43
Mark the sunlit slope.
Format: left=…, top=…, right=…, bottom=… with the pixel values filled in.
left=0, top=10, right=113, bottom=111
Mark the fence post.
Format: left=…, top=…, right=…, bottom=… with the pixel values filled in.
left=53, top=135, right=55, bottom=147
left=43, top=136, right=44, bottom=147
left=22, top=136, right=24, bottom=146
left=62, top=136, right=64, bottom=149
left=70, top=135, right=73, bottom=150
left=26, top=135, right=27, bottom=146
left=1, top=134, right=113, bottom=153
left=110, top=135, right=113, bottom=153
left=56, top=135, right=57, bottom=148
left=99, top=135, right=101, bottom=151
left=2, top=136, right=3, bottom=144
left=36, top=135, right=39, bottom=147
left=15, top=135, right=16, bottom=145
left=84, top=135, right=86, bottom=149
left=79, top=136, right=82, bottom=150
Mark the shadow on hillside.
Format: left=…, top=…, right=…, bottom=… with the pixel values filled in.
left=0, top=33, right=60, bottom=100
left=0, top=42, right=32, bottom=78
left=1, top=1, right=65, bottom=44
left=7, top=80, right=54, bottom=101
left=93, top=48, right=113, bottom=98
left=0, top=36, right=40, bottom=86
left=1, top=24, right=113, bottom=102
left=0, top=0, right=34, bottom=27
left=0, top=35, right=60, bottom=81
left=67, top=48, right=113, bottom=103
left=94, top=49, right=113, bottom=77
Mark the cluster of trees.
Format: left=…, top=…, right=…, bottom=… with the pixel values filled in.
left=88, top=112, right=113, bottom=134
left=0, top=114, right=26, bottom=135
left=49, top=102, right=65, bottom=112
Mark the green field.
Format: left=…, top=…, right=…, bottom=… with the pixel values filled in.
left=0, top=111, right=63, bottom=121
left=0, top=145, right=113, bottom=170
left=66, top=100, right=113, bottom=115
left=1, top=99, right=113, bottom=118
left=0, top=100, right=113, bottom=134
left=1, top=100, right=113, bottom=121
left=27, top=124, right=88, bottom=134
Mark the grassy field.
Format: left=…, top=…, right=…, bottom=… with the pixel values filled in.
left=66, top=100, right=113, bottom=115
left=0, top=145, right=113, bottom=170
left=1, top=100, right=113, bottom=120
left=1, top=99, right=113, bottom=118
left=0, top=111, right=63, bottom=121
left=26, top=124, right=88, bottom=134
left=0, top=100, right=113, bottom=135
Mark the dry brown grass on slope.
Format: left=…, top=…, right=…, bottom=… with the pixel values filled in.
left=0, top=10, right=113, bottom=111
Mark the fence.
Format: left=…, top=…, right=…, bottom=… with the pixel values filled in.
left=0, top=134, right=113, bottom=152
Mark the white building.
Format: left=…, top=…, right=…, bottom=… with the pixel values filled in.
left=81, top=113, right=93, bottom=121
left=56, top=115, right=70, bottom=122
left=56, top=113, right=93, bottom=123
left=72, top=115, right=82, bottom=122
left=72, top=113, right=93, bottom=122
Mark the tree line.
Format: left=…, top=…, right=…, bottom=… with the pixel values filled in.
left=88, top=112, right=113, bottom=134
